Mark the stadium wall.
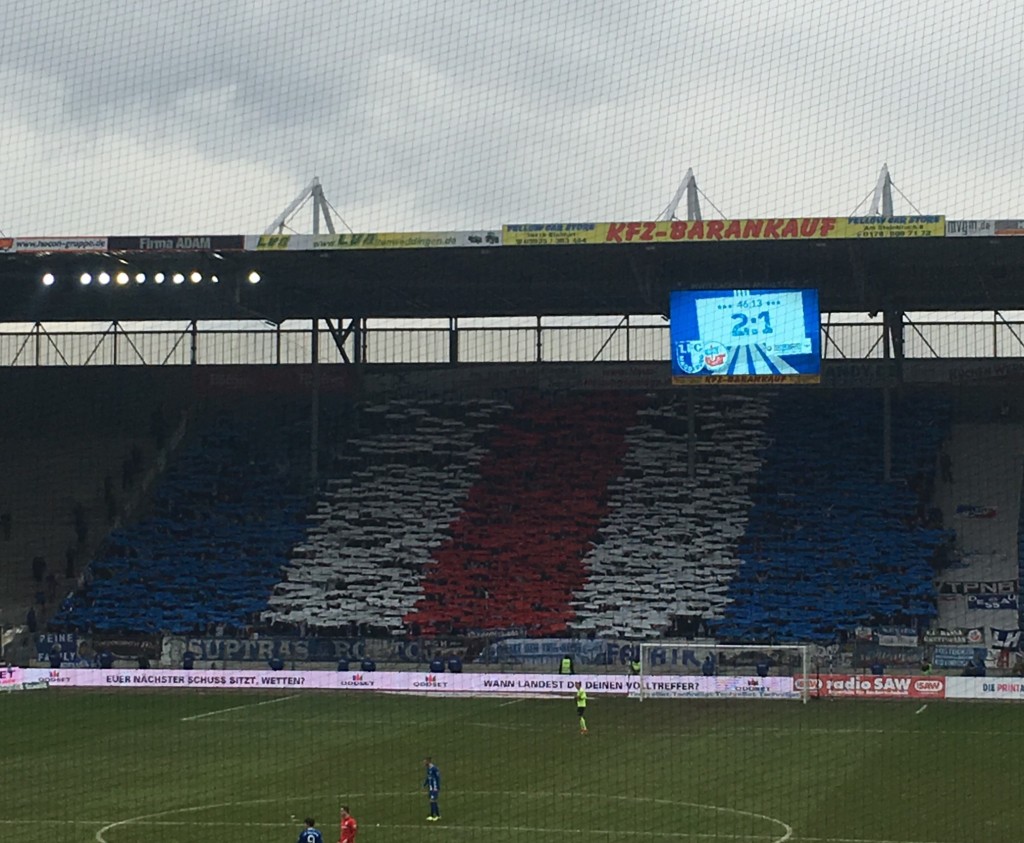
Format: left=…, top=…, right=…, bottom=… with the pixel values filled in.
left=5, top=358, right=1024, bottom=402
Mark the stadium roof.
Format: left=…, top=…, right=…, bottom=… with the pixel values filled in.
left=1, top=218, right=1023, bottom=323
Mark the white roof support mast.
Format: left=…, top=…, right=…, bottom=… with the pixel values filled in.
left=264, top=177, right=341, bottom=236
left=868, top=163, right=894, bottom=217
left=658, top=168, right=703, bottom=222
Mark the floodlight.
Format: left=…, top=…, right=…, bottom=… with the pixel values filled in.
left=134, top=273, right=146, bottom=284
left=247, top=271, right=261, bottom=284
left=189, top=271, right=202, bottom=284
left=115, top=271, right=129, bottom=285
left=210, top=275, right=220, bottom=284
left=80, top=273, right=92, bottom=285
left=41, top=273, right=55, bottom=287
left=154, top=272, right=165, bottom=284
left=172, top=273, right=185, bottom=285
left=98, top=272, right=111, bottom=285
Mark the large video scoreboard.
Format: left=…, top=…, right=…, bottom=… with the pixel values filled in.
left=669, top=288, right=821, bottom=384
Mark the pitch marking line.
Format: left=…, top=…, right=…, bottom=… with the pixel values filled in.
left=914, top=704, right=928, bottom=715
left=179, top=694, right=300, bottom=721
left=0, top=818, right=957, bottom=843
left=92, top=790, right=793, bottom=843
left=498, top=697, right=527, bottom=707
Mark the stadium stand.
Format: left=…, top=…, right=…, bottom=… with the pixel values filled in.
left=0, top=376, right=171, bottom=627
left=264, top=397, right=510, bottom=634
left=40, top=385, right=956, bottom=644
left=717, top=390, right=952, bottom=642
left=568, top=393, right=772, bottom=639
left=406, top=392, right=644, bottom=636
left=48, top=402, right=309, bottom=634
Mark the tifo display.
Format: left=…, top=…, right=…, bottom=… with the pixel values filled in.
left=669, top=288, right=821, bottom=384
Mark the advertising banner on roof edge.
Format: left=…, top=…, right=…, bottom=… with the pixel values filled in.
left=244, top=231, right=501, bottom=251
left=503, top=217, right=945, bottom=246
left=946, top=220, right=1024, bottom=237
left=10, top=236, right=108, bottom=252
left=107, top=235, right=245, bottom=251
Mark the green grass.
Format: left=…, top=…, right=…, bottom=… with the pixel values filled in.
left=1, top=690, right=1021, bottom=842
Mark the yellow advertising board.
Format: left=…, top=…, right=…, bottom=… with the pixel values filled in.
left=841, top=216, right=945, bottom=238
left=503, top=216, right=945, bottom=245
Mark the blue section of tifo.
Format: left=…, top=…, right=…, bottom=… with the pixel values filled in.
left=715, top=390, right=952, bottom=643
left=50, top=412, right=309, bottom=634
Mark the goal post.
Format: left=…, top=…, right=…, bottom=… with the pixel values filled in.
left=636, top=642, right=811, bottom=703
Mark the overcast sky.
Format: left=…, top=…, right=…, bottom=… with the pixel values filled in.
left=1, top=1, right=1022, bottom=236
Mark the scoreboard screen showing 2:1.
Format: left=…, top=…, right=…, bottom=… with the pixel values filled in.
left=695, top=292, right=806, bottom=348
left=669, top=288, right=820, bottom=383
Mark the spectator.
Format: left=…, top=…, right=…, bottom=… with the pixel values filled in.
left=870, top=659, right=885, bottom=676
left=48, top=644, right=62, bottom=669
left=46, top=572, right=58, bottom=602
left=701, top=655, right=716, bottom=677
left=150, top=406, right=168, bottom=448
left=756, top=657, right=773, bottom=678
left=137, top=655, right=151, bottom=669
left=940, top=453, right=953, bottom=483
left=74, top=503, right=89, bottom=546
left=182, top=650, right=196, bottom=670
left=104, top=476, right=118, bottom=523
left=98, top=650, right=115, bottom=669
left=268, top=656, right=285, bottom=671
left=26, top=607, right=37, bottom=634
left=559, top=654, right=575, bottom=675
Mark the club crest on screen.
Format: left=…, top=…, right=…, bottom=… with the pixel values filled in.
left=675, top=341, right=707, bottom=374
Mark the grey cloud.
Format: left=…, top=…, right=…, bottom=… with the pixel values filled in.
left=1, top=1, right=1023, bottom=233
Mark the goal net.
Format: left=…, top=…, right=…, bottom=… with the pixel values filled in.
left=636, top=642, right=811, bottom=703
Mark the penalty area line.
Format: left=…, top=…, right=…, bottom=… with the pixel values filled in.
left=180, top=694, right=300, bottom=722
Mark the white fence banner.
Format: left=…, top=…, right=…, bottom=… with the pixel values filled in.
left=22, top=668, right=797, bottom=699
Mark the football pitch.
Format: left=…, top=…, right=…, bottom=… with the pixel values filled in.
left=1, top=690, right=1020, bottom=843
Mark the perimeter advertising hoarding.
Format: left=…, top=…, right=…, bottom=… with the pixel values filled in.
left=796, top=675, right=946, bottom=699
left=24, top=669, right=797, bottom=698
left=669, top=288, right=821, bottom=384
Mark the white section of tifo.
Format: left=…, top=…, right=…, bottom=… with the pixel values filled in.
left=569, top=395, right=772, bottom=639
left=263, top=399, right=510, bottom=632
left=935, top=422, right=1024, bottom=634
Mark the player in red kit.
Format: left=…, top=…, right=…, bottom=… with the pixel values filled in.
left=339, top=805, right=357, bottom=843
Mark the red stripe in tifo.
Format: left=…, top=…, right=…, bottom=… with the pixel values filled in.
left=406, top=393, right=643, bottom=636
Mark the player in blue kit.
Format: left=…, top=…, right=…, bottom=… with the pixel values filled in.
left=296, top=817, right=324, bottom=843
left=423, top=757, right=441, bottom=821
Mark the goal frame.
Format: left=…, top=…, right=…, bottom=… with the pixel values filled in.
left=636, top=642, right=811, bottom=703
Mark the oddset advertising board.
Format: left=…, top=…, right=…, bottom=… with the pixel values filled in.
left=23, top=669, right=796, bottom=699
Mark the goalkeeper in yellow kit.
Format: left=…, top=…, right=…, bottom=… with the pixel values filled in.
left=575, top=682, right=588, bottom=734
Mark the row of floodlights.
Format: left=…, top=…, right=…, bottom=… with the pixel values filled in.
left=40, top=271, right=262, bottom=287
